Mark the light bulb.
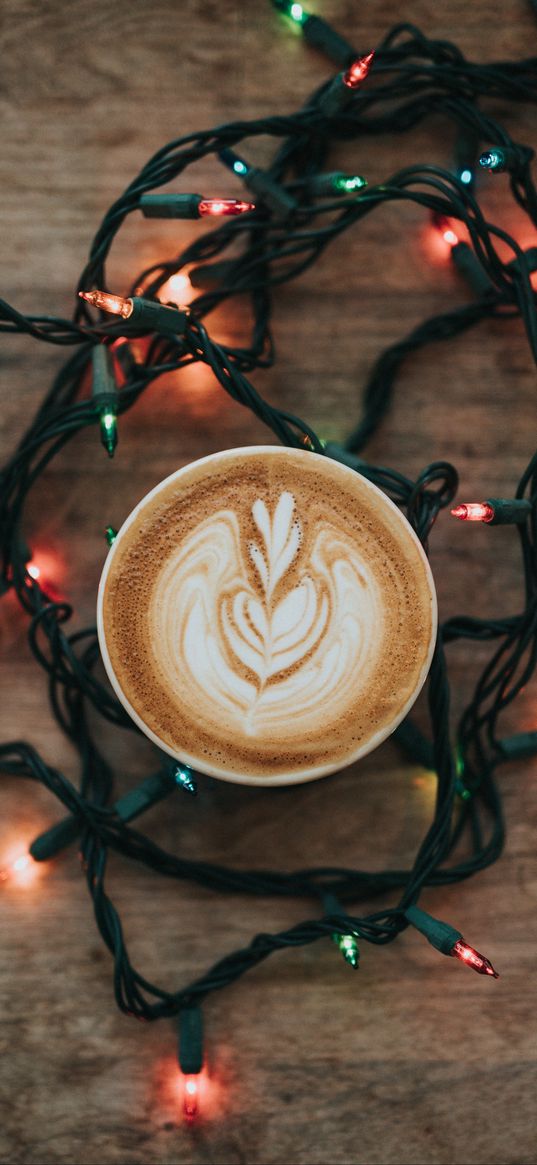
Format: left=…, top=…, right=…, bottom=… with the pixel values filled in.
left=451, top=939, right=499, bottom=977
left=342, top=51, right=375, bottom=90
left=451, top=503, right=495, bottom=523
left=197, top=198, right=255, bottom=217
left=79, top=290, right=133, bottom=318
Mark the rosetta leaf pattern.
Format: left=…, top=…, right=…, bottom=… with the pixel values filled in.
left=221, top=491, right=326, bottom=688
left=249, top=492, right=301, bottom=600
left=153, top=494, right=377, bottom=736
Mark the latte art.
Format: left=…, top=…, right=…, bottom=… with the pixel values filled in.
left=98, top=446, right=437, bottom=785
left=151, top=490, right=381, bottom=741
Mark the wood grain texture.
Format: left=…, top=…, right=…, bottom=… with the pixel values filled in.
left=1, top=2, right=537, bottom=1162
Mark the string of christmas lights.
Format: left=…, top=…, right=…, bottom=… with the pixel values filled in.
left=3, top=8, right=537, bottom=1111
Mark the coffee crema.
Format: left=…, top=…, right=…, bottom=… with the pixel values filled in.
left=97, top=446, right=437, bottom=784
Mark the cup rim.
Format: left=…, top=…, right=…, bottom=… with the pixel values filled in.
left=97, top=444, right=438, bottom=786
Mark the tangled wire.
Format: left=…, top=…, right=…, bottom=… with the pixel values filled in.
left=2, top=15, right=537, bottom=1029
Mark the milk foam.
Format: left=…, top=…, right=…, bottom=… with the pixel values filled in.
left=100, top=447, right=436, bottom=783
left=150, top=490, right=382, bottom=741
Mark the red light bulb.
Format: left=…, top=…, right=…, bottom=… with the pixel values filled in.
left=451, top=939, right=499, bottom=978
left=451, top=502, right=495, bottom=522
left=343, top=51, right=375, bottom=90
left=21, top=549, right=62, bottom=598
left=434, top=214, right=459, bottom=247
left=197, top=198, right=256, bottom=217
left=175, top=1066, right=214, bottom=1120
left=183, top=1075, right=199, bottom=1119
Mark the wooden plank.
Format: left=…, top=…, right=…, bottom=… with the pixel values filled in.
left=1, top=2, right=537, bottom=1161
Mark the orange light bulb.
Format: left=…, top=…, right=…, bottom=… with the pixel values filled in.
left=0, top=850, right=39, bottom=887
left=79, top=290, right=133, bottom=318
left=161, top=272, right=193, bottom=305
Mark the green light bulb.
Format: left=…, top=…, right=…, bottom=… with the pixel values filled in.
left=455, top=745, right=471, bottom=799
left=175, top=766, right=197, bottom=796
left=99, top=409, right=117, bottom=458
left=233, top=159, right=249, bottom=175
left=334, top=174, right=368, bottom=193
left=333, top=932, right=360, bottom=968
left=272, top=0, right=308, bottom=24
left=105, top=525, right=117, bottom=547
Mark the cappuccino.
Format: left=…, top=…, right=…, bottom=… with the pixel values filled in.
left=97, top=446, right=436, bottom=785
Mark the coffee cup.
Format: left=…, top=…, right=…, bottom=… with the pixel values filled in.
left=97, top=445, right=437, bottom=786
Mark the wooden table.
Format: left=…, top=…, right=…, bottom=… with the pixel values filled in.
left=1, top=2, right=537, bottom=1162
